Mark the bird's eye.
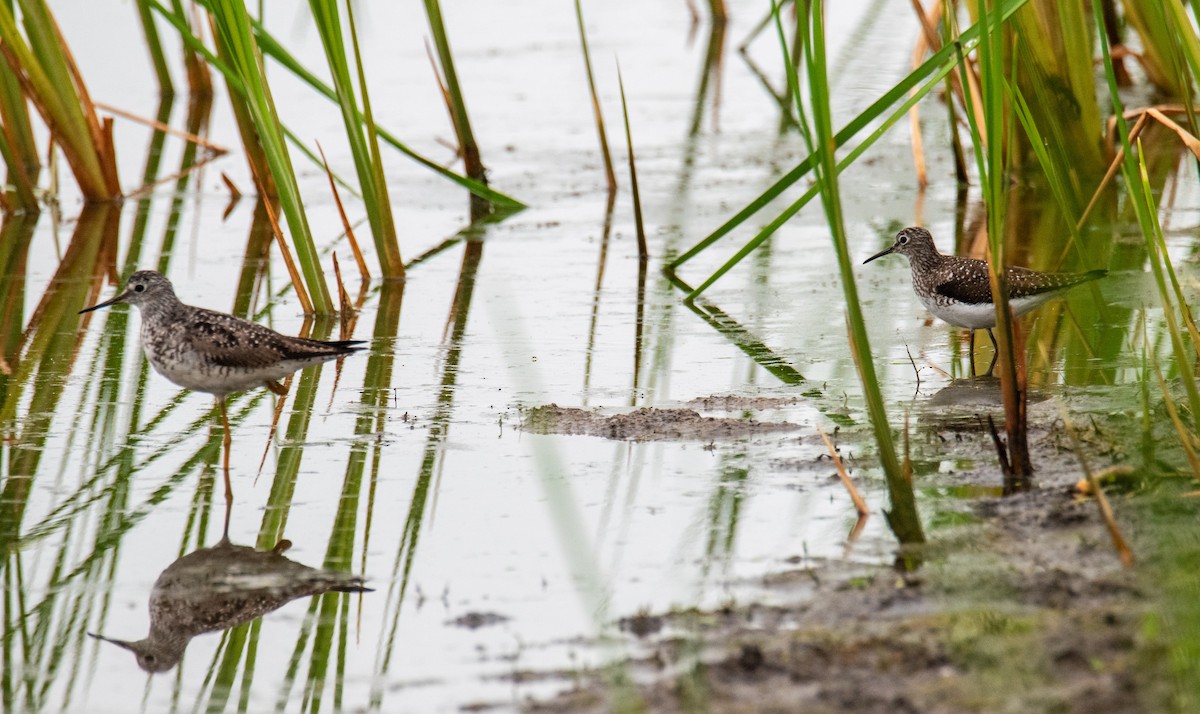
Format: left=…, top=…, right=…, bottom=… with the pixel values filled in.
left=134, top=284, right=145, bottom=293
left=898, top=235, right=909, bottom=245
left=143, top=654, right=156, bottom=664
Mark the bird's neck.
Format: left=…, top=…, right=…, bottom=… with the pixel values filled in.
left=141, top=297, right=182, bottom=323
left=906, top=247, right=944, bottom=274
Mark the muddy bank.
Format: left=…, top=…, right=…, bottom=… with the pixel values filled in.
left=521, top=404, right=801, bottom=441
left=519, top=411, right=1167, bottom=712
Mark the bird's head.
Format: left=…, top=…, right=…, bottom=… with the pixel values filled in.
left=863, top=226, right=938, bottom=265
left=80, top=270, right=175, bottom=314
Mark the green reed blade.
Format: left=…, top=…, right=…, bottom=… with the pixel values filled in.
left=0, top=59, right=38, bottom=209
left=1007, top=0, right=1105, bottom=180
left=1004, top=80, right=1081, bottom=244
left=575, top=0, right=616, bottom=194
left=152, top=0, right=508, bottom=211
left=307, top=0, right=404, bottom=278
left=1096, top=7, right=1200, bottom=427
left=146, top=0, right=360, bottom=199
left=681, top=54, right=958, bottom=300
left=246, top=22, right=524, bottom=212
left=617, top=65, right=647, bottom=260
left=0, top=0, right=117, bottom=200
left=133, top=0, right=174, bottom=95
left=1122, top=0, right=1191, bottom=96
left=792, top=0, right=924, bottom=543
left=346, top=0, right=404, bottom=277
left=423, top=0, right=492, bottom=220
left=206, top=0, right=333, bottom=313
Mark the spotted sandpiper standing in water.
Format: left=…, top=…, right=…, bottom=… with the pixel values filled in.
left=863, top=227, right=1106, bottom=375
left=80, top=271, right=364, bottom=506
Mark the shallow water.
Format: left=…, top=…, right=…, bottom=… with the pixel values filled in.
left=4, top=1, right=1198, bottom=712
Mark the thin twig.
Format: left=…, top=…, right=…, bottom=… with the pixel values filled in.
left=94, top=101, right=228, bottom=153
left=316, top=141, right=371, bottom=284
left=904, top=344, right=922, bottom=391
left=817, top=426, right=869, bottom=516
left=255, top=189, right=313, bottom=315
left=1059, top=408, right=1135, bottom=567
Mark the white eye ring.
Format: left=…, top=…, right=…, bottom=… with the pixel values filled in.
left=898, top=235, right=909, bottom=245
left=134, top=284, right=145, bottom=292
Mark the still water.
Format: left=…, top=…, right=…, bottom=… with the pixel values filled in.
left=4, top=1, right=1193, bottom=711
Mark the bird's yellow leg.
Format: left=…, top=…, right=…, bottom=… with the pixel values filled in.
left=219, top=397, right=234, bottom=507
left=968, top=330, right=977, bottom=378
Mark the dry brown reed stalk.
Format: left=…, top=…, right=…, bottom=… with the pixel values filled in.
left=332, top=252, right=355, bottom=324
left=817, top=425, right=869, bottom=516
left=253, top=315, right=310, bottom=480
left=1075, top=105, right=1200, bottom=250
left=423, top=39, right=460, bottom=165
left=51, top=11, right=120, bottom=196
left=1060, top=409, right=1135, bottom=567
left=317, top=142, right=371, bottom=285
left=221, top=173, right=241, bottom=200
left=124, top=151, right=227, bottom=200
left=93, top=101, right=228, bottom=154
left=329, top=252, right=359, bottom=413
left=257, top=377, right=293, bottom=479
left=906, top=0, right=944, bottom=188
left=255, top=183, right=314, bottom=315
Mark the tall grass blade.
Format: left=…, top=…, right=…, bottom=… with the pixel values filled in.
left=1096, top=8, right=1200, bottom=426
left=787, top=0, right=923, bottom=543
left=308, top=0, right=404, bottom=279
left=1008, top=0, right=1105, bottom=181
left=1122, top=0, right=1193, bottom=96
left=423, top=0, right=491, bottom=220
left=574, top=0, right=617, bottom=196
left=243, top=13, right=524, bottom=210
left=134, top=0, right=174, bottom=96
left=683, top=54, right=960, bottom=300
left=0, top=35, right=38, bottom=210
left=617, top=65, right=647, bottom=262
left=957, top=0, right=1033, bottom=488
left=206, top=0, right=334, bottom=313
left=0, top=0, right=119, bottom=200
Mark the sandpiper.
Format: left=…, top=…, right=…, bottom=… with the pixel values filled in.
left=89, top=536, right=370, bottom=672
left=79, top=270, right=363, bottom=502
left=864, top=227, right=1106, bottom=374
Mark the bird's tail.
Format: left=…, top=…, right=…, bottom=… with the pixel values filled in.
left=321, top=340, right=367, bottom=353
left=333, top=579, right=373, bottom=593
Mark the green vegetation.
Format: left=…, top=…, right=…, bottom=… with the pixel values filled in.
left=1, top=1, right=1200, bottom=710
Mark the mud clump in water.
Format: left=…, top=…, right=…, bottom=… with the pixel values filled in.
left=522, top=404, right=800, bottom=441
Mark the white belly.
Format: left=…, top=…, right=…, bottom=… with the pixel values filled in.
left=918, top=293, right=1054, bottom=330
left=143, top=340, right=316, bottom=396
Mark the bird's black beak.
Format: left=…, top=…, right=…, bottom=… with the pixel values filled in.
left=79, top=290, right=132, bottom=314
left=863, top=245, right=896, bottom=265
left=87, top=632, right=137, bottom=652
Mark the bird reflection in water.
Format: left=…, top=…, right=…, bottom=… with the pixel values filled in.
left=90, top=529, right=371, bottom=672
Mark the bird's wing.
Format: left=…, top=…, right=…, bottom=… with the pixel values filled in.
left=179, top=309, right=351, bottom=368
left=1006, top=266, right=1107, bottom=299
left=933, top=264, right=1106, bottom=303
left=932, top=261, right=994, bottom=305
